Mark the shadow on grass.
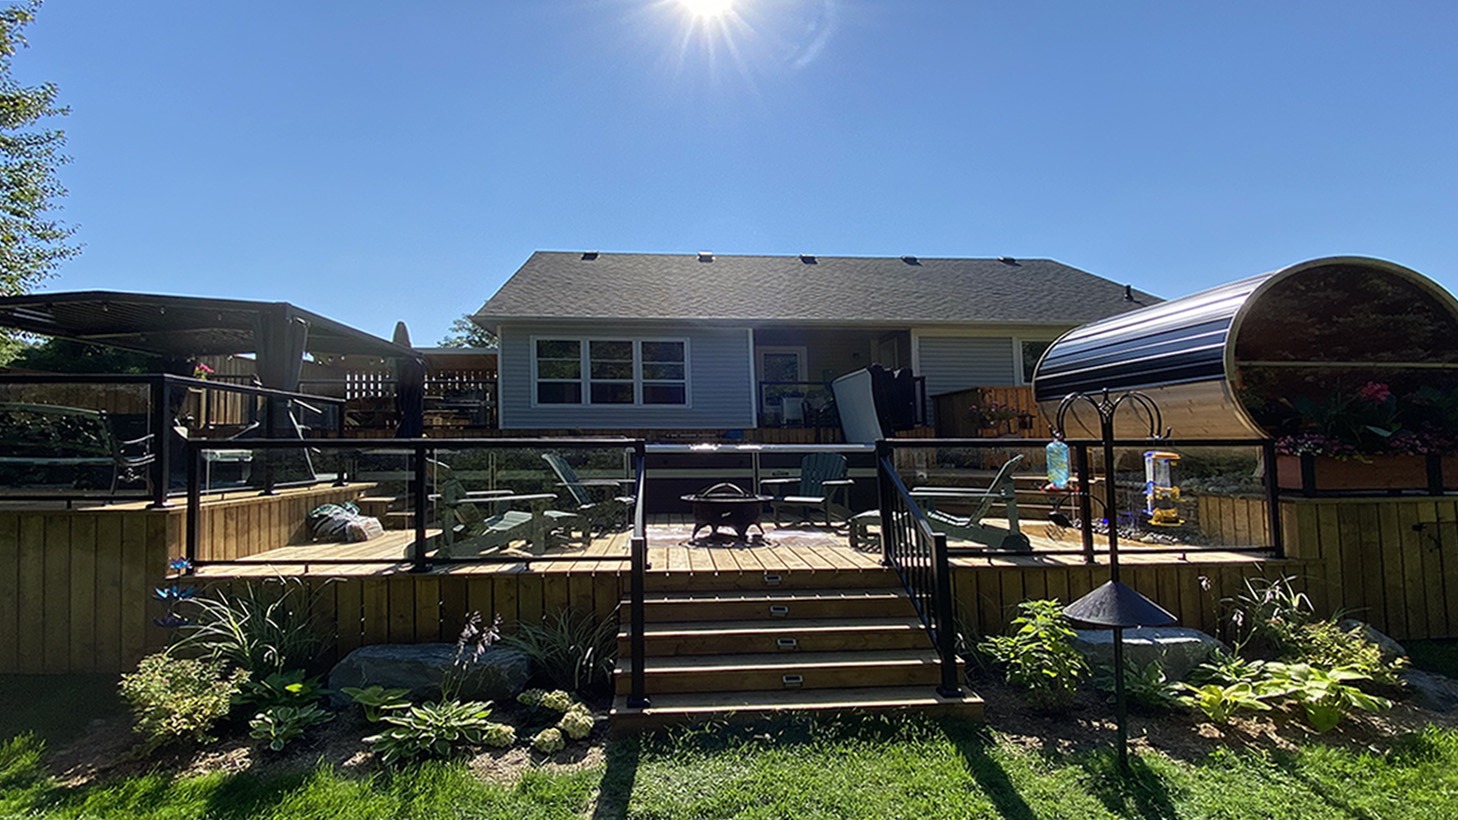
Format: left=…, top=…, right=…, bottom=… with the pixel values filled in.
left=1076, top=751, right=1181, bottom=820
left=592, top=733, right=640, bottom=820
left=938, top=719, right=1036, bottom=820
left=201, top=769, right=311, bottom=820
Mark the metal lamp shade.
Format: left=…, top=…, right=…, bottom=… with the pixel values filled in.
left=1064, top=580, right=1176, bottom=629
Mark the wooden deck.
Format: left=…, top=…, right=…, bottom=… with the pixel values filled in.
left=188, top=513, right=1270, bottom=579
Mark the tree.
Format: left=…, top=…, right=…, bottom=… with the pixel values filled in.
left=0, top=2, right=78, bottom=363
left=438, top=314, right=496, bottom=348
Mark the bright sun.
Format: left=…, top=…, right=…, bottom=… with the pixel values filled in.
left=678, top=0, right=734, bottom=18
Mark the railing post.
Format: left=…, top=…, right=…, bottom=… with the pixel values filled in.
left=931, top=531, right=962, bottom=697
left=411, top=441, right=429, bottom=573
left=628, top=533, right=650, bottom=709
left=185, top=439, right=201, bottom=565
left=148, top=375, right=171, bottom=508
left=1263, top=440, right=1284, bottom=557
left=876, top=441, right=893, bottom=567
left=1075, top=443, right=1095, bottom=564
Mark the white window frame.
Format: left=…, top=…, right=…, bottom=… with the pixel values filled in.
left=530, top=335, right=691, bottom=408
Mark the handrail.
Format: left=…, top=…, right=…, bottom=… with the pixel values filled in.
left=182, top=437, right=644, bottom=572
left=627, top=446, right=650, bottom=709
left=875, top=441, right=961, bottom=697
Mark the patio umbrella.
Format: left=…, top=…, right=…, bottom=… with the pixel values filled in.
left=392, top=321, right=425, bottom=438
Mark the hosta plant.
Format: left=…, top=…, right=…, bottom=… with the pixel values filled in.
left=532, top=727, right=566, bottom=754
left=237, top=669, right=327, bottom=708
left=365, top=700, right=501, bottom=765
left=1095, top=660, right=1182, bottom=712
left=1258, top=662, right=1392, bottom=732
left=1177, top=682, right=1272, bottom=724
left=341, top=685, right=412, bottom=722
left=249, top=703, right=333, bottom=751
left=977, top=599, right=1087, bottom=710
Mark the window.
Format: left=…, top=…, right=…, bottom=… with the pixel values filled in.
left=1020, top=339, right=1053, bottom=384
left=534, top=337, right=688, bottom=406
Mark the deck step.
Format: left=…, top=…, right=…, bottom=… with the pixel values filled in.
left=618, top=617, right=929, bottom=657
left=610, top=686, right=982, bottom=730
left=614, top=649, right=956, bottom=695
left=637, top=589, right=912, bottom=622
left=644, top=568, right=900, bottom=592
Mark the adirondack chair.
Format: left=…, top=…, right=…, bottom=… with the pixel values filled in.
left=540, top=452, right=636, bottom=532
left=437, top=479, right=586, bottom=557
left=759, top=452, right=854, bottom=528
left=911, top=454, right=1031, bottom=551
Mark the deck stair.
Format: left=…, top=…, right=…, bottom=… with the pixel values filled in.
left=610, top=567, right=982, bottom=728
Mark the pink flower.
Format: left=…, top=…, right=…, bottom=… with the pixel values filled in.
left=1358, top=381, right=1391, bottom=403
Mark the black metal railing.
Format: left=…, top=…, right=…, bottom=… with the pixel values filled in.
left=182, top=437, right=644, bottom=573
left=628, top=448, right=650, bottom=709
left=0, top=373, right=344, bottom=506
left=876, top=441, right=962, bottom=697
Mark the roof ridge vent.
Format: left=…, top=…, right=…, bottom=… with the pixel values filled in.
left=901, top=255, right=920, bottom=265
left=697, top=251, right=714, bottom=262
left=799, top=254, right=817, bottom=264
left=581, top=251, right=599, bottom=261
left=998, top=256, right=1018, bottom=265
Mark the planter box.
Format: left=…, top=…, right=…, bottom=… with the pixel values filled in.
left=1276, top=453, right=1439, bottom=495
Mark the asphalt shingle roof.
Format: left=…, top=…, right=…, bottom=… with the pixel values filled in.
left=474, top=251, right=1159, bottom=327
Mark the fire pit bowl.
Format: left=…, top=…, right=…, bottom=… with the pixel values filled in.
left=681, top=482, right=772, bottom=540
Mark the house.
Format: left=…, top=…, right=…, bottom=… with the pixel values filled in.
left=471, top=251, right=1159, bottom=435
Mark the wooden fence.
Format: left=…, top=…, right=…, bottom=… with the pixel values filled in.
left=933, top=386, right=1051, bottom=439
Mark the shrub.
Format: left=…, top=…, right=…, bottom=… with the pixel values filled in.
left=365, top=700, right=499, bottom=765
left=532, top=727, right=565, bottom=754
left=977, top=599, right=1087, bottom=710
left=481, top=722, right=517, bottom=748
left=1177, top=682, right=1272, bottom=723
left=1292, top=620, right=1407, bottom=686
left=177, top=578, right=328, bottom=676
left=557, top=707, right=594, bottom=740
left=342, top=685, right=412, bottom=722
left=1258, top=662, right=1392, bottom=732
left=118, top=652, right=247, bottom=749
left=249, top=703, right=333, bottom=751
left=499, top=608, right=618, bottom=694
left=237, top=669, right=327, bottom=708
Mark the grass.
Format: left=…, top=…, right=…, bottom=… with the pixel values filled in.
left=6, top=711, right=1458, bottom=818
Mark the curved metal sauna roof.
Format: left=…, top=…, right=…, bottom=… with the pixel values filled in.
left=1032, top=256, right=1458, bottom=438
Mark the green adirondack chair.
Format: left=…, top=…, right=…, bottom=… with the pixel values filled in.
left=437, top=479, right=586, bottom=557
left=911, top=454, right=1031, bottom=551
left=760, top=452, right=854, bottom=528
left=541, top=452, right=636, bottom=532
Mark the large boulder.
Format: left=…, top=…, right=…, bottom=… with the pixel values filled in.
left=328, top=644, right=532, bottom=706
left=1336, top=619, right=1408, bottom=661
left=1402, top=669, right=1458, bottom=712
left=1071, top=627, right=1227, bottom=681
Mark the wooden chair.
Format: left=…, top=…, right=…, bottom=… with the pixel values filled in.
left=437, top=479, right=586, bottom=557
left=540, top=452, right=636, bottom=532
left=911, top=454, right=1030, bottom=551
left=760, top=452, right=854, bottom=528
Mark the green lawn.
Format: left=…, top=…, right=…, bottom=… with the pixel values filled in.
left=5, top=712, right=1458, bottom=819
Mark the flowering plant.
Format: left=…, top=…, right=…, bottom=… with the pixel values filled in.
left=192, top=362, right=214, bottom=380
left=966, top=389, right=1021, bottom=430
left=1275, top=381, right=1458, bottom=458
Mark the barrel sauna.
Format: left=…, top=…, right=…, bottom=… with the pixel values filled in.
left=1032, top=256, right=1458, bottom=439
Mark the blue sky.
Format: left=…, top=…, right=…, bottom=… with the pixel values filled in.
left=20, top=0, right=1458, bottom=344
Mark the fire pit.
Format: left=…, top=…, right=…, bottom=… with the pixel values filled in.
left=681, top=482, right=772, bottom=540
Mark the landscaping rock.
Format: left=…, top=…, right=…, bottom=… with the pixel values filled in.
left=1336, top=619, right=1408, bottom=660
left=328, top=644, right=531, bottom=706
left=1071, top=627, right=1227, bottom=681
left=1402, top=669, right=1458, bottom=712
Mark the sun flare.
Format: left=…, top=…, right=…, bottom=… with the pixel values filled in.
left=678, top=0, right=734, bottom=18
